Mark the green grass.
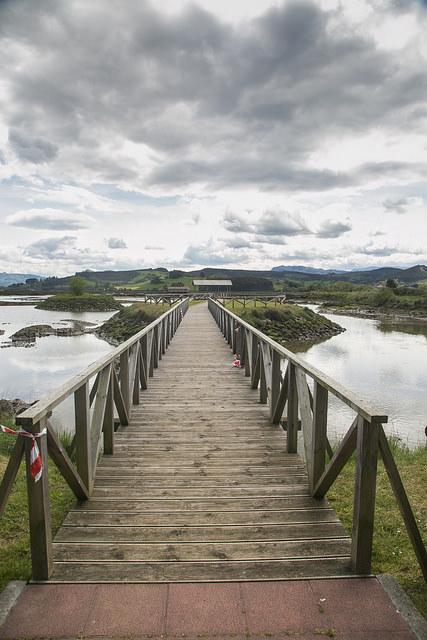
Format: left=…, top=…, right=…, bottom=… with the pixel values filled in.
left=0, top=417, right=75, bottom=591
left=224, top=301, right=344, bottom=345
left=96, top=302, right=170, bottom=343
left=36, top=293, right=122, bottom=311
left=328, top=441, right=427, bottom=618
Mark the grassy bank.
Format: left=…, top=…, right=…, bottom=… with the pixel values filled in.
left=328, top=440, right=427, bottom=617
left=285, top=281, right=427, bottom=316
left=36, top=293, right=122, bottom=312
left=224, top=301, right=344, bottom=344
left=96, top=302, right=169, bottom=344
left=0, top=418, right=75, bottom=591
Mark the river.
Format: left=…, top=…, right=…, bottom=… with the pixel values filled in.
left=292, top=306, right=427, bottom=447
left=0, top=298, right=426, bottom=447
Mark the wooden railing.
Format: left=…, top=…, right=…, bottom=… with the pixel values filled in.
left=0, top=298, right=189, bottom=580
left=208, top=298, right=427, bottom=580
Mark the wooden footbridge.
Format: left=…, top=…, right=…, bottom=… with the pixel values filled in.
left=1, top=300, right=426, bottom=583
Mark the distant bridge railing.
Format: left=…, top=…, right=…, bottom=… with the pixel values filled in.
left=208, top=297, right=427, bottom=580
left=115, top=292, right=287, bottom=305
left=0, top=298, right=189, bottom=580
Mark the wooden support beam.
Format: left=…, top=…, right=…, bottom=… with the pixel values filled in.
left=140, top=335, right=148, bottom=390
left=90, top=365, right=112, bottom=468
left=103, top=374, right=115, bottom=455
left=272, top=364, right=289, bottom=424
left=313, top=417, right=357, bottom=498
left=287, top=363, right=298, bottom=453
left=119, top=349, right=130, bottom=414
left=379, top=426, right=427, bottom=581
left=310, top=382, right=328, bottom=494
left=270, top=350, right=281, bottom=422
left=46, top=422, right=88, bottom=500
left=112, top=369, right=129, bottom=426
left=25, top=420, right=53, bottom=580
left=351, top=416, right=379, bottom=575
left=295, top=368, right=313, bottom=468
left=0, top=437, right=25, bottom=517
left=259, top=347, right=268, bottom=404
left=74, top=382, right=92, bottom=493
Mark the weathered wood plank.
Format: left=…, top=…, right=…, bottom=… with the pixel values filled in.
left=50, top=558, right=352, bottom=582
left=55, top=521, right=348, bottom=543
left=53, top=538, right=351, bottom=562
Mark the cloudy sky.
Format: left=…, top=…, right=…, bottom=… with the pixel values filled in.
left=0, top=0, right=426, bottom=276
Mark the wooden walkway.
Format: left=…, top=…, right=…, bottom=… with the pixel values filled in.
left=51, top=303, right=352, bottom=582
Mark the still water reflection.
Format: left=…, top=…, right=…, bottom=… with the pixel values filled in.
left=0, top=305, right=115, bottom=402
left=292, top=306, right=427, bottom=447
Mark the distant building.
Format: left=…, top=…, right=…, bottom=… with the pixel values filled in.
left=192, top=279, right=232, bottom=293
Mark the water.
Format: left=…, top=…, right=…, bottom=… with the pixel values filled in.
left=0, top=305, right=115, bottom=402
left=1, top=299, right=426, bottom=447
left=293, top=306, right=427, bottom=447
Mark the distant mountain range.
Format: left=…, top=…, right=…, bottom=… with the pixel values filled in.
left=1, top=264, right=426, bottom=290
left=0, top=272, right=45, bottom=287
left=272, top=265, right=348, bottom=275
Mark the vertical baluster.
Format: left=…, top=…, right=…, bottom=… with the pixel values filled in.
left=25, top=418, right=53, bottom=580
left=270, top=350, right=281, bottom=422
left=75, top=382, right=92, bottom=492
left=133, top=346, right=141, bottom=405
left=351, top=415, right=379, bottom=574
left=287, top=363, right=298, bottom=453
left=120, top=349, right=130, bottom=414
left=310, top=382, right=328, bottom=493
left=103, top=369, right=115, bottom=454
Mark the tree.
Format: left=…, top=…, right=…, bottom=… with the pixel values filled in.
left=69, top=276, right=86, bottom=296
left=386, top=278, right=397, bottom=289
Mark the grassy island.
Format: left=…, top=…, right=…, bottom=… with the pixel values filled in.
left=224, top=301, right=344, bottom=346
left=36, top=293, right=122, bottom=312
left=96, top=302, right=169, bottom=344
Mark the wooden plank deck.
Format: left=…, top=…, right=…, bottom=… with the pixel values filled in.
left=50, top=302, right=352, bottom=582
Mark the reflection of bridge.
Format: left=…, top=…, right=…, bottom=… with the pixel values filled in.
left=1, top=300, right=425, bottom=583
left=118, top=292, right=287, bottom=305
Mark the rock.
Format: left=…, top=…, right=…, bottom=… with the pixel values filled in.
left=0, top=398, right=31, bottom=417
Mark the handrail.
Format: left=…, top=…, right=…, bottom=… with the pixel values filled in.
left=1, top=297, right=189, bottom=580
left=17, top=301, right=186, bottom=427
left=208, top=297, right=426, bottom=581
left=209, top=298, right=386, bottom=423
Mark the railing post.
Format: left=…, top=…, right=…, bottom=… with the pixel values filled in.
left=140, top=335, right=148, bottom=390
left=25, top=418, right=53, bottom=580
left=75, top=381, right=93, bottom=492
left=120, top=349, right=130, bottom=414
left=270, top=350, right=281, bottom=422
left=132, top=347, right=141, bottom=405
left=287, top=363, right=298, bottom=453
left=351, top=415, right=379, bottom=574
left=310, top=382, right=328, bottom=493
left=103, top=370, right=115, bottom=455
left=153, top=325, right=159, bottom=369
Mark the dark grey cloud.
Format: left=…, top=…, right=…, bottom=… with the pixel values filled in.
left=107, top=237, right=127, bottom=249
left=383, top=197, right=411, bottom=214
left=1, top=0, right=425, bottom=191
left=256, top=211, right=311, bottom=236
left=7, top=208, right=92, bottom=230
left=23, top=235, right=76, bottom=259
left=0, top=150, right=5, bottom=165
left=223, top=212, right=252, bottom=233
left=8, top=128, right=58, bottom=164
left=223, top=237, right=253, bottom=249
left=316, top=219, right=352, bottom=239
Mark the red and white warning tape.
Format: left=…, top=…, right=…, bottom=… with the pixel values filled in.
left=0, top=424, right=47, bottom=482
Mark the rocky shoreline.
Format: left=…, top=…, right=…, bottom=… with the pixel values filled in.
left=5, top=320, right=96, bottom=347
